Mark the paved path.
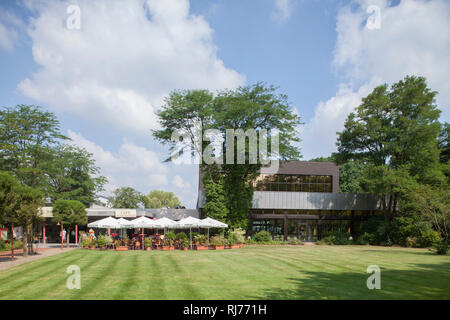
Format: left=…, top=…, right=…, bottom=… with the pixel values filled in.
left=0, top=248, right=78, bottom=271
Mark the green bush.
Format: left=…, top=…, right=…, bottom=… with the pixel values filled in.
left=254, top=230, right=271, bottom=242
left=405, top=237, right=418, bottom=248
left=435, top=240, right=448, bottom=255
left=320, top=231, right=352, bottom=245
left=175, top=232, right=188, bottom=241
left=417, top=229, right=441, bottom=248
left=97, top=235, right=106, bottom=248
left=356, top=232, right=375, bottom=245
left=229, top=228, right=245, bottom=244
left=0, top=239, right=5, bottom=250
left=211, top=235, right=226, bottom=246
left=288, top=239, right=304, bottom=245
left=166, top=231, right=177, bottom=240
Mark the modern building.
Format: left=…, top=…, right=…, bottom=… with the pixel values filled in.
left=197, top=161, right=383, bottom=241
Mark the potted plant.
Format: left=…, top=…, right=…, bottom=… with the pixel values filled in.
left=82, top=239, right=90, bottom=249
left=210, top=235, right=225, bottom=250
left=181, top=239, right=190, bottom=251
left=116, top=236, right=129, bottom=251
left=194, top=234, right=208, bottom=250
left=89, top=239, right=97, bottom=250
left=144, top=238, right=152, bottom=251
left=162, top=238, right=174, bottom=251
left=97, top=235, right=107, bottom=250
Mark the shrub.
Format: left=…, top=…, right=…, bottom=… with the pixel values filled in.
left=97, top=235, right=106, bottom=248
left=254, top=230, right=271, bottom=242
left=144, top=238, right=152, bottom=248
left=288, top=239, right=303, bottom=245
left=211, top=235, right=226, bottom=246
left=405, top=237, right=417, bottom=248
left=435, top=241, right=448, bottom=255
left=417, top=229, right=441, bottom=248
left=166, top=231, right=177, bottom=240
left=194, top=234, right=206, bottom=245
left=356, top=232, right=375, bottom=245
left=320, top=231, right=352, bottom=245
left=176, top=232, right=188, bottom=241
left=229, top=228, right=245, bottom=244
left=0, top=239, right=5, bottom=250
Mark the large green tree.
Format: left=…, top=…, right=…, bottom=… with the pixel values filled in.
left=0, top=105, right=106, bottom=205
left=109, top=187, right=145, bottom=208
left=144, top=190, right=182, bottom=209
left=337, top=75, right=446, bottom=220
left=0, top=105, right=68, bottom=188
left=43, top=145, right=106, bottom=207
left=153, top=83, right=301, bottom=228
left=52, top=199, right=87, bottom=247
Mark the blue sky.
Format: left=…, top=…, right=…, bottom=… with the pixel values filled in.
left=1, top=0, right=449, bottom=208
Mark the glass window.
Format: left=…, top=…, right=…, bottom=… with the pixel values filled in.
left=309, top=184, right=317, bottom=192
left=310, top=176, right=317, bottom=183
left=302, top=184, right=310, bottom=192
left=317, top=184, right=324, bottom=192
left=324, top=176, right=331, bottom=183
left=325, top=184, right=332, bottom=192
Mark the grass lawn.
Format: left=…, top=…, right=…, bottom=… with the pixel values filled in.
left=0, top=245, right=448, bottom=300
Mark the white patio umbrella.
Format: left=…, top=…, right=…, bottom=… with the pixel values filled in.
left=129, top=216, right=155, bottom=250
left=116, top=218, right=132, bottom=238
left=176, top=216, right=207, bottom=250
left=152, top=217, right=178, bottom=234
left=87, top=217, right=122, bottom=229
left=201, top=217, right=228, bottom=244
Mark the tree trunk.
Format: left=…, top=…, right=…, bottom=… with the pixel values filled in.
left=66, top=228, right=70, bottom=248
left=23, top=224, right=29, bottom=258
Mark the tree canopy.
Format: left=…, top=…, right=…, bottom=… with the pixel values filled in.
left=153, top=83, right=302, bottom=228
left=144, top=190, right=182, bottom=209
left=109, top=187, right=145, bottom=208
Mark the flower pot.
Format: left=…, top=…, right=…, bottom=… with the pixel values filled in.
left=195, top=245, right=208, bottom=251
left=182, top=247, right=188, bottom=251
left=231, top=244, right=240, bottom=249
left=89, top=247, right=96, bottom=250
left=215, top=245, right=225, bottom=250
left=162, top=246, right=174, bottom=251
left=83, top=246, right=89, bottom=249
left=115, top=246, right=128, bottom=251
left=145, top=247, right=151, bottom=251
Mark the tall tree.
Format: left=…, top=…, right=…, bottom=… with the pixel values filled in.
left=337, top=75, right=446, bottom=220
left=109, top=187, right=145, bottom=208
left=52, top=199, right=87, bottom=247
left=10, top=184, right=44, bottom=257
left=0, top=105, right=68, bottom=188
left=43, top=144, right=106, bottom=207
left=154, top=83, right=302, bottom=228
left=144, top=190, right=181, bottom=209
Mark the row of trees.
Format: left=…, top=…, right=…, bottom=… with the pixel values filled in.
left=0, top=105, right=105, bottom=256
left=108, top=187, right=183, bottom=209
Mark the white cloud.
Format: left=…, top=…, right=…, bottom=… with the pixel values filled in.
left=302, top=0, right=450, bottom=159
left=272, top=0, right=294, bottom=23
left=67, top=130, right=169, bottom=194
left=18, top=0, right=245, bottom=135
left=172, top=175, right=190, bottom=189
left=0, top=10, right=24, bottom=52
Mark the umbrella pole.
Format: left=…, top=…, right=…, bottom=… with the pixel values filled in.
left=190, top=227, right=192, bottom=250
left=207, top=228, right=210, bottom=245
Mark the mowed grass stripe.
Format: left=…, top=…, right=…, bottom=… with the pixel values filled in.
left=0, top=251, right=87, bottom=299
left=0, top=247, right=448, bottom=300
